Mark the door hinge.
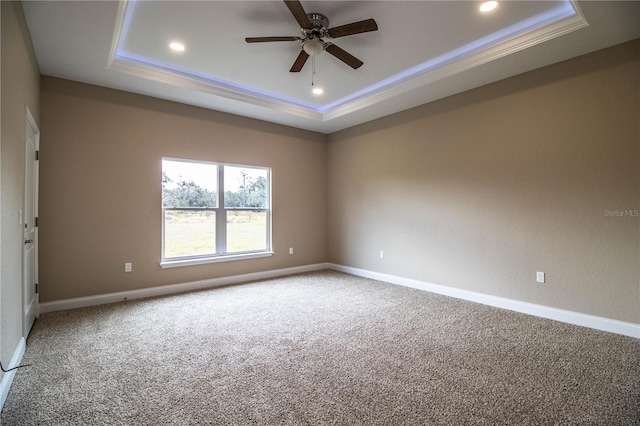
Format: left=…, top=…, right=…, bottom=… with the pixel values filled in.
left=35, top=283, right=39, bottom=294
left=35, top=217, right=38, bottom=227
left=35, top=150, right=40, bottom=161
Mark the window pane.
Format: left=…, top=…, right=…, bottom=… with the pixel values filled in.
left=164, top=210, right=216, bottom=258
left=163, top=160, right=217, bottom=208
left=226, top=211, right=267, bottom=253
left=224, top=166, right=268, bottom=208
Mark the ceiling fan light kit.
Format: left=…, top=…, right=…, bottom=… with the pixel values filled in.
left=302, top=38, right=325, bottom=56
left=245, top=0, right=378, bottom=73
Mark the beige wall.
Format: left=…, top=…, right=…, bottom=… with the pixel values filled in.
left=38, top=41, right=639, bottom=326
left=1, top=1, right=40, bottom=379
left=327, top=40, right=639, bottom=324
left=39, top=77, right=327, bottom=302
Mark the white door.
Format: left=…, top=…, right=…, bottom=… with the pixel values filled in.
left=23, top=108, right=40, bottom=337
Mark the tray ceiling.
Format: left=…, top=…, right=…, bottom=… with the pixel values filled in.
left=23, top=1, right=640, bottom=133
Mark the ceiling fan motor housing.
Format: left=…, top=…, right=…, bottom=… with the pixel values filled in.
left=307, top=13, right=329, bottom=31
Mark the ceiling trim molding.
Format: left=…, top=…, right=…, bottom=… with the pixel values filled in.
left=108, top=1, right=321, bottom=120
left=108, top=0, right=587, bottom=124
left=108, top=57, right=323, bottom=120
left=108, top=0, right=128, bottom=63
left=322, top=1, right=588, bottom=121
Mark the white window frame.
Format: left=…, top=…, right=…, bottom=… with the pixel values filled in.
left=160, top=158, right=273, bottom=268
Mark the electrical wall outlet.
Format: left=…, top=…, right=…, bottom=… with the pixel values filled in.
left=380, top=251, right=384, bottom=259
left=536, top=271, right=545, bottom=283
left=289, top=247, right=294, bottom=255
left=125, top=262, right=132, bottom=273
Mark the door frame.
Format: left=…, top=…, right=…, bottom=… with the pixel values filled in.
left=22, top=106, right=40, bottom=338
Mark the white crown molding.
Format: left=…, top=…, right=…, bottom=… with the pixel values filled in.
left=108, top=0, right=128, bottom=63
left=108, top=1, right=587, bottom=124
left=323, top=1, right=588, bottom=121
left=108, top=0, right=322, bottom=120
left=108, top=57, right=323, bottom=121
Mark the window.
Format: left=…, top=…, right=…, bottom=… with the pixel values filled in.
left=161, top=158, right=271, bottom=267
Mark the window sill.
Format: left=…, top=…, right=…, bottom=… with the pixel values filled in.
left=160, top=251, right=274, bottom=269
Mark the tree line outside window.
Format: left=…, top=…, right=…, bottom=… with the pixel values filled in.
left=162, top=159, right=270, bottom=260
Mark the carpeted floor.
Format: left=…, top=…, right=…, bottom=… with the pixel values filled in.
left=2, top=270, right=639, bottom=425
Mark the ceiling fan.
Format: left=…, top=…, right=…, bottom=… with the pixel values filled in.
left=245, top=0, right=378, bottom=72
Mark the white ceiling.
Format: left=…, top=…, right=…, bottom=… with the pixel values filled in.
left=23, top=1, right=640, bottom=134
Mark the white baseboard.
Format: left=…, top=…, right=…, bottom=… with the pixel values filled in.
left=0, top=337, right=27, bottom=412
left=37, top=262, right=639, bottom=339
left=39, top=263, right=328, bottom=314
left=328, top=263, right=640, bottom=339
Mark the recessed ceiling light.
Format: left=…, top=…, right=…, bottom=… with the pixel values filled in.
left=480, top=1, right=499, bottom=13
left=312, top=86, right=324, bottom=96
left=169, top=42, right=185, bottom=52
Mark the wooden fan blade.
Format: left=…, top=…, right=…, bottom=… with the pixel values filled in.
left=284, top=0, right=313, bottom=30
left=325, top=44, right=363, bottom=69
left=327, top=19, right=378, bottom=38
left=245, top=36, right=299, bottom=43
left=290, top=50, right=309, bottom=72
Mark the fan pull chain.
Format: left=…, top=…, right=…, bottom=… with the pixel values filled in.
left=311, top=54, right=316, bottom=87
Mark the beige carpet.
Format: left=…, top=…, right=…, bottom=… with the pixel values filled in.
left=2, top=270, right=638, bottom=425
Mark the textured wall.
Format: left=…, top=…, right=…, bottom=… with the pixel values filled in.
left=1, top=0, right=40, bottom=379
left=35, top=40, right=640, bottom=325
left=327, top=40, right=639, bottom=323
left=39, top=77, right=327, bottom=302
